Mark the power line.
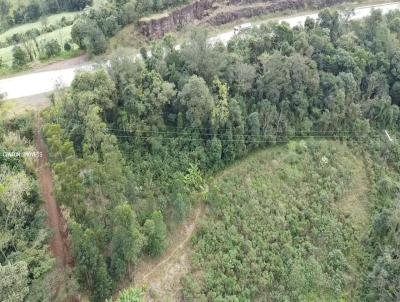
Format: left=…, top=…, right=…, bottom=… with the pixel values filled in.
left=106, top=126, right=367, bottom=134
left=50, top=117, right=374, bottom=136
left=49, top=118, right=388, bottom=143
left=111, top=134, right=371, bottom=143
left=106, top=128, right=371, bottom=138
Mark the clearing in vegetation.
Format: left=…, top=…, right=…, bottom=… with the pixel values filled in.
left=129, top=204, right=203, bottom=301
left=179, top=141, right=370, bottom=301
left=127, top=140, right=370, bottom=301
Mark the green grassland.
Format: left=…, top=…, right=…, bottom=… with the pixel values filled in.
left=183, top=141, right=369, bottom=301
left=0, top=6, right=81, bottom=69
left=0, top=45, right=12, bottom=66
left=0, top=25, right=75, bottom=66
left=0, top=11, right=78, bottom=43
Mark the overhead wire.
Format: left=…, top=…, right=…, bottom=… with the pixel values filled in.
left=105, top=126, right=375, bottom=142
left=109, top=133, right=373, bottom=144
left=49, top=117, right=389, bottom=144
left=105, top=126, right=372, bottom=137
left=105, top=125, right=368, bottom=134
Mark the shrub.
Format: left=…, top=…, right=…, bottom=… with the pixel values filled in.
left=44, top=39, right=62, bottom=58
left=113, top=287, right=145, bottom=302
left=71, top=17, right=107, bottom=55
left=64, top=41, right=72, bottom=51
left=12, top=45, right=28, bottom=68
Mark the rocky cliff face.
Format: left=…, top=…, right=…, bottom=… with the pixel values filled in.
left=139, top=0, right=352, bottom=38
left=138, top=0, right=216, bottom=39
left=228, top=0, right=269, bottom=5
left=228, top=0, right=350, bottom=7
left=208, top=0, right=351, bottom=25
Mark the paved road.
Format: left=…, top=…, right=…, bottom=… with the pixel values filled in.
left=1, top=1, right=400, bottom=101
left=209, top=1, right=400, bottom=44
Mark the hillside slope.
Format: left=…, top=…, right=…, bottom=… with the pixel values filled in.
left=129, top=140, right=370, bottom=301
left=180, top=140, right=369, bottom=301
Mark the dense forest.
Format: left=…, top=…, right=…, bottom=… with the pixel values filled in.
left=1, top=4, right=400, bottom=301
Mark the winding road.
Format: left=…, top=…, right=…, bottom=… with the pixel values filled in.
left=1, top=1, right=400, bottom=101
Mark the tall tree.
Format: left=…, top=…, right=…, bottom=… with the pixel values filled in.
left=110, top=204, right=144, bottom=279
left=71, top=224, right=111, bottom=302
left=143, top=211, right=167, bottom=257
left=179, top=75, right=214, bottom=129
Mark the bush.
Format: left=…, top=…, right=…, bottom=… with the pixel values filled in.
left=44, top=39, right=62, bottom=58
left=71, top=17, right=107, bottom=55
left=143, top=211, right=167, bottom=257
left=12, top=45, right=28, bottom=68
left=64, top=41, right=72, bottom=51
left=114, top=287, right=145, bottom=302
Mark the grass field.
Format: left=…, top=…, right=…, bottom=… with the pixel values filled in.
left=0, top=12, right=78, bottom=43
left=0, top=9, right=79, bottom=67
left=0, top=100, right=35, bottom=120
left=0, top=25, right=75, bottom=66
left=0, top=45, right=13, bottom=66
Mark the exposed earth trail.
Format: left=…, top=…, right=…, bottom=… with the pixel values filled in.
left=130, top=204, right=204, bottom=301
left=34, top=116, right=72, bottom=268
left=128, top=160, right=257, bottom=300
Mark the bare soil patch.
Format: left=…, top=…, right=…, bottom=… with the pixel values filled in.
left=33, top=54, right=89, bottom=73
left=131, top=205, right=204, bottom=301
left=34, top=118, right=73, bottom=268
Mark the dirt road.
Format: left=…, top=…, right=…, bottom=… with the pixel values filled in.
left=34, top=118, right=72, bottom=268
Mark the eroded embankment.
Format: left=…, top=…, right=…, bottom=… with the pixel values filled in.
left=138, top=0, right=351, bottom=38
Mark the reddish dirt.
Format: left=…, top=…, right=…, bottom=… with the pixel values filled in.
left=34, top=118, right=73, bottom=268
left=33, top=54, right=89, bottom=73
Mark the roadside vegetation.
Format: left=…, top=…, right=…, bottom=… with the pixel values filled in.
left=69, top=0, right=188, bottom=56
left=0, top=0, right=190, bottom=75
left=0, top=11, right=79, bottom=68
left=0, top=0, right=396, bottom=75
left=0, top=11, right=77, bottom=45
